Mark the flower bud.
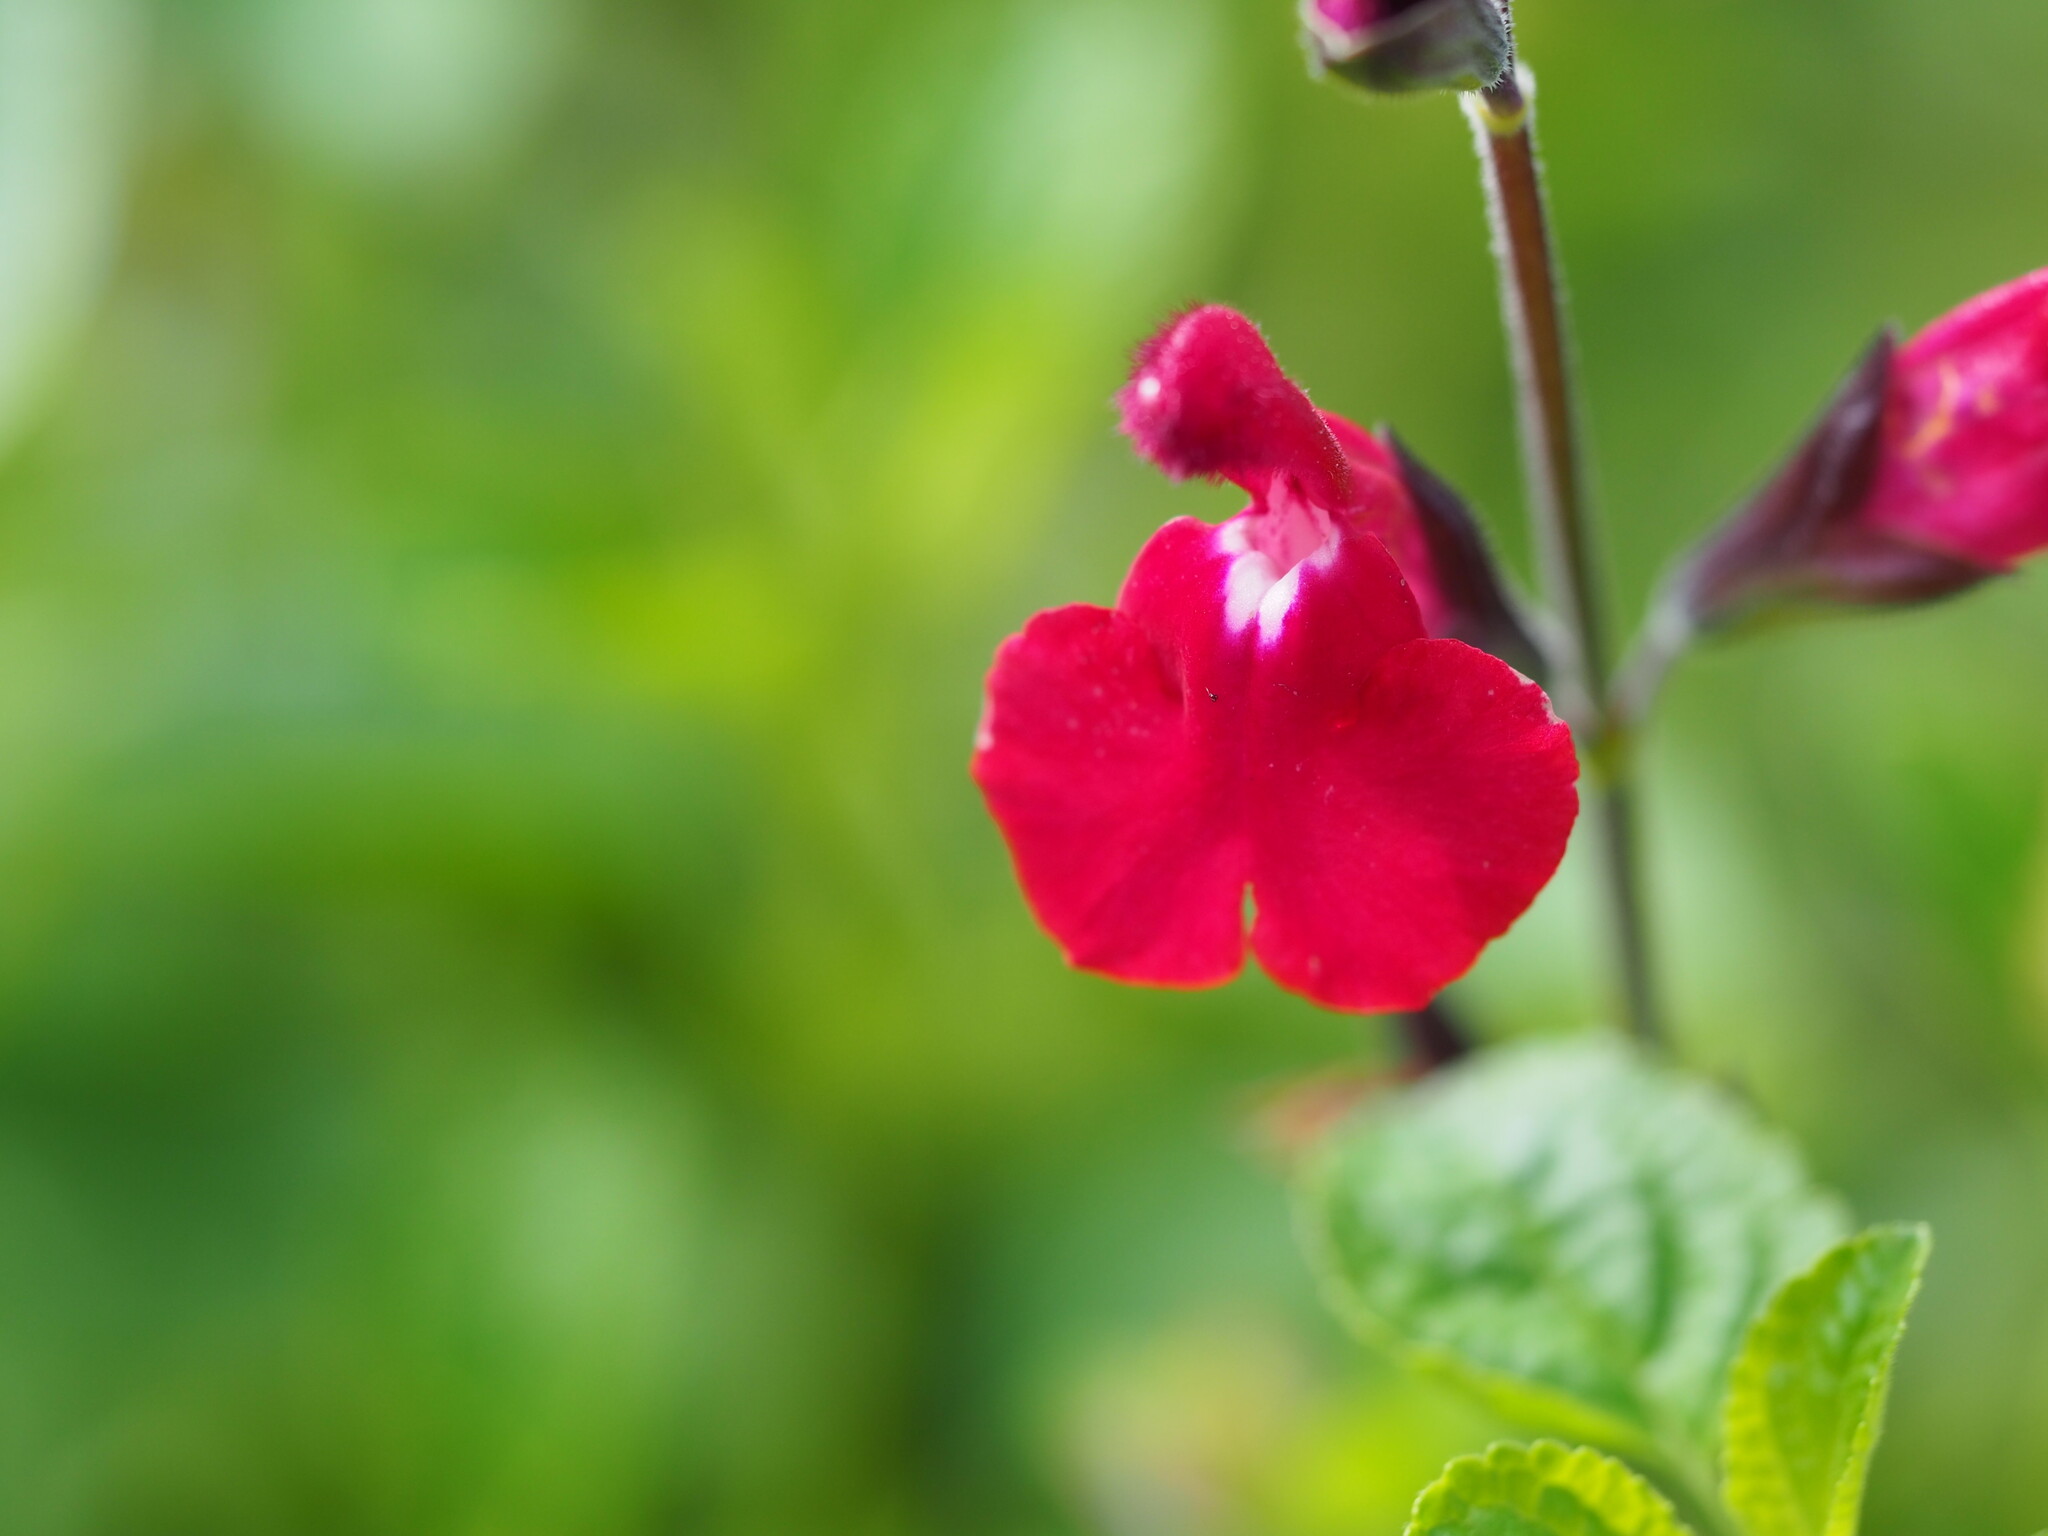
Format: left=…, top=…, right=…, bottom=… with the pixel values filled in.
left=1858, top=268, right=2048, bottom=569
left=1673, top=333, right=1989, bottom=631
left=1669, top=268, right=2048, bottom=633
left=1301, top=0, right=1513, bottom=96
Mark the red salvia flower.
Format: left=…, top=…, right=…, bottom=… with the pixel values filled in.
left=972, top=308, right=1579, bottom=1014
left=1678, top=267, right=2048, bottom=626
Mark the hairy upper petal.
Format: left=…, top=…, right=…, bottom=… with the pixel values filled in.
left=1247, top=637, right=1578, bottom=1012
left=1119, top=307, right=1351, bottom=511
left=972, top=603, right=1249, bottom=987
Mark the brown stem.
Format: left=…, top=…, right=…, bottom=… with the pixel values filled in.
left=1399, top=1000, right=1474, bottom=1072
left=1466, top=68, right=1664, bottom=1047
left=1471, top=71, right=1609, bottom=699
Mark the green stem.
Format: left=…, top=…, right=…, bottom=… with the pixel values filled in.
left=1465, top=67, right=1664, bottom=1047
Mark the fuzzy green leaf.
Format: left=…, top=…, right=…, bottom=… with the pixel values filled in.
left=1297, top=1038, right=1848, bottom=1471
left=1720, top=1224, right=1931, bottom=1536
left=1406, top=1441, right=1696, bottom=1536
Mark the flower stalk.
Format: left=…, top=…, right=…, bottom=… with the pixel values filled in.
left=1466, top=68, right=1664, bottom=1046
left=1399, top=999, right=1474, bottom=1071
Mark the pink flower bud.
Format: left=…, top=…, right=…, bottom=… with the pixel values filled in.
left=1675, top=269, right=2048, bottom=628
left=1301, top=0, right=1511, bottom=95
left=1861, top=268, right=2048, bottom=570
left=1312, top=0, right=1411, bottom=28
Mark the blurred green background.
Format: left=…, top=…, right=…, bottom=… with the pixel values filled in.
left=0, top=0, right=2044, bottom=1531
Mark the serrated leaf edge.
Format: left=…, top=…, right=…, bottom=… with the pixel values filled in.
left=1406, top=1440, right=1696, bottom=1536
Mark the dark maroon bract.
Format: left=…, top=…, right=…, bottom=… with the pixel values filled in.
left=972, top=308, right=1579, bottom=1014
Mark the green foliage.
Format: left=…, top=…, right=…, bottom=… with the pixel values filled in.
left=1407, top=1442, right=1694, bottom=1536
left=1297, top=1038, right=1848, bottom=1476
left=1721, top=1225, right=1931, bottom=1536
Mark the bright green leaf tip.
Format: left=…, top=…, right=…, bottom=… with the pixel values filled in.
left=1720, top=1223, right=1931, bottom=1536
left=1407, top=1441, right=1696, bottom=1536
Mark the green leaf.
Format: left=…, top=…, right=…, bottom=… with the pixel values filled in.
left=1720, top=1224, right=1931, bottom=1536
left=1407, top=1441, right=1696, bottom=1536
left=1296, top=1038, right=1848, bottom=1473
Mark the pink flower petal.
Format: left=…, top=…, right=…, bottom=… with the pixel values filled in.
left=1249, top=637, right=1579, bottom=1012
left=1862, top=268, right=2048, bottom=568
left=1311, top=0, right=1418, bottom=30
left=973, top=599, right=1249, bottom=986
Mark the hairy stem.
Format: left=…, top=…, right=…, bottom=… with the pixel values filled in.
left=1466, top=67, right=1663, bottom=1046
